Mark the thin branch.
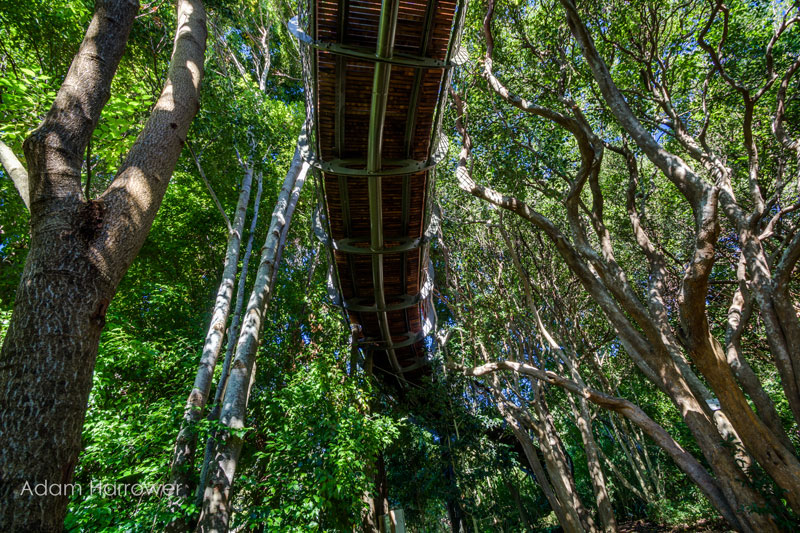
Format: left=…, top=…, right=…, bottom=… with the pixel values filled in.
left=450, top=359, right=740, bottom=529
left=187, top=141, right=232, bottom=234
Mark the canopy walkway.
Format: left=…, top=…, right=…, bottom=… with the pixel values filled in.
left=291, top=0, right=467, bottom=386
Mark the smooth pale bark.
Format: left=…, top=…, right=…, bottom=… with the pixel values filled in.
left=480, top=358, right=580, bottom=532
left=493, top=394, right=574, bottom=532
left=167, top=163, right=254, bottom=525
left=0, top=139, right=29, bottom=209
left=0, top=0, right=206, bottom=530
left=558, top=0, right=800, bottom=515
left=452, top=82, right=771, bottom=532
left=196, top=145, right=308, bottom=531
left=193, top=172, right=264, bottom=511
left=499, top=225, right=616, bottom=533
left=478, top=3, right=773, bottom=524
left=511, top=389, right=597, bottom=533
left=570, top=392, right=616, bottom=532
left=538, top=416, right=596, bottom=533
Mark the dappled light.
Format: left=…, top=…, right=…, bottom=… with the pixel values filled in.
left=1, top=0, right=800, bottom=532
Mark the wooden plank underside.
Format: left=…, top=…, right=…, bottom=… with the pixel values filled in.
left=314, top=0, right=458, bottom=385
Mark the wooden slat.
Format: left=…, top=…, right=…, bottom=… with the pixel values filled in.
left=313, top=0, right=458, bottom=384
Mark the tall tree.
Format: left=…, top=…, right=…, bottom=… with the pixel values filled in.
left=448, top=0, right=800, bottom=529
left=197, top=144, right=308, bottom=531
left=0, top=0, right=207, bottom=529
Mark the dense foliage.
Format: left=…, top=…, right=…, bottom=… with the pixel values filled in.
left=2, top=0, right=799, bottom=531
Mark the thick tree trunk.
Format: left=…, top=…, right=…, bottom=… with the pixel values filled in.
left=0, top=1, right=206, bottom=530
left=196, top=145, right=308, bottom=531
left=558, top=0, right=800, bottom=518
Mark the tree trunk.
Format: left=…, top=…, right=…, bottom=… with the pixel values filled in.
left=170, top=165, right=254, bottom=493
left=0, top=1, right=206, bottom=530
left=167, top=164, right=255, bottom=530
left=452, top=85, right=775, bottom=533
left=503, top=473, right=533, bottom=532
left=528, top=394, right=598, bottom=533
left=499, top=224, right=615, bottom=532
left=193, top=172, right=264, bottom=511
left=196, top=145, right=308, bottom=531
left=558, top=0, right=800, bottom=519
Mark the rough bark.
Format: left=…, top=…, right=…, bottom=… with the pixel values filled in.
left=196, top=145, right=308, bottom=531
left=0, top=0, right=206, bottom=530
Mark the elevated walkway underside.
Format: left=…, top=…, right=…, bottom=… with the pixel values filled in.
left=292, top=0, right=466, bottom=386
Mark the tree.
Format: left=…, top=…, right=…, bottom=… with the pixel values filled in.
left=448, top=0, right=800, bottom=529
left=0, top=0, right=206, bottom=529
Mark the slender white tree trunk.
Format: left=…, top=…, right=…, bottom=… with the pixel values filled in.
left=196, top=143, right=309, bottom=531
left=169, top=164, right=255, bottom=510
left=194, top=172, right=264, bottom=510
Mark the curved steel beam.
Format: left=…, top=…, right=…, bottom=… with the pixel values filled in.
left=289, top=16, right=467, bottom=69
left=298, top=132, right=449, bottom=176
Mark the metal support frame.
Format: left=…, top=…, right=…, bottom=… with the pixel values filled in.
left=292, top=0, right=470, bottom=382
left=366, top=0, right=405, bottom=383
left=313, top=202, right=441, bottom=254
left=342, top=257, right=433, bottom=313
left=298, top=132, right=448, bottom=176
left=400, top=0, right=436, bottom=362
left=289, top=17, right=467, bottom=69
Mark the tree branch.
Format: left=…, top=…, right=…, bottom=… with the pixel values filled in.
left=100, top=0, right=207, bottom=280
left=450, top=359, right=741, bottom=530
left=0, top=140, right=30, bottom=209
left=187, top=141, right=232, bottom=233
left=558, top=0, right=709, bottom=212
left=23, top=0, right=139, bottom=209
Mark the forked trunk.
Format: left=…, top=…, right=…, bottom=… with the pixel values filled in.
left=0, top=0, right=206, bottom=530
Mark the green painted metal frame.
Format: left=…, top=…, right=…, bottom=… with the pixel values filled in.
left=298, top=132, right=449, bottom=176
left=312, top=202, right=441, bottom=255
left=288, top=17, right=466, bottom=69
left=292, top=0, right=470, bottom=379
left=398, top=0, right=437, bottom=363
left=366, top=0, right=404, bottom=380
